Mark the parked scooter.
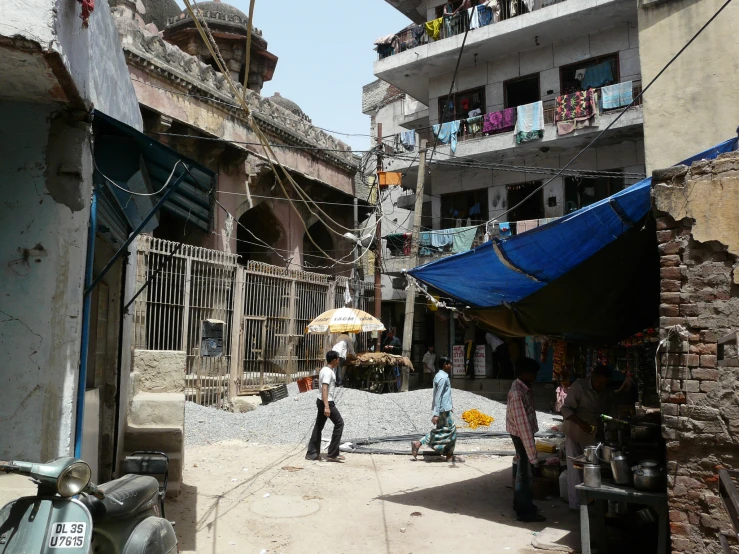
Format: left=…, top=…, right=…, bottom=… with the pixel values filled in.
left=0, top=455, right=177, bottom=553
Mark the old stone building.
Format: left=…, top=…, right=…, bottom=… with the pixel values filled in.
left=653, top=151, right=739, bottom=552
left=111, top=0, right=365, bottom=275
left=98, top=0, right=371, bottom=494
left=163, top=1, right=277, bottom=92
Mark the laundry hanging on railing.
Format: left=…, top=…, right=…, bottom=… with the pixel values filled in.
left=477, top=4, right=495, bottom=25
left=433, top=120, right=462, bottom=153
left=516, top=219, right=540, bottom=233
left=483, top=107, right=516, bottom=135
left=408, top=24, right=426, bottom=48
left=452, top=226, right=479, bottom=253
left=418, top=226, right=479, bottom=256
left=385, top=233, right=411, bottom=256
left=514, top=101, right=544, bottom=144
left=468, top=6, right=482, bottom=29
left=430, top=229, right=455, bottom=249
left=400, top=130, right=416, bottom=151
left=556, top=89, right=598, bottom=136
left=374, top=33, right=397, bottom=58
left=600, top=81, right=633, bottom=110
left=466, top=116, right=484, bottom=135
left=425, top=17, right=443, bottom=40
left=580, top=61, right=614, bottom=90
left=488, top=217, right=561, bottom=239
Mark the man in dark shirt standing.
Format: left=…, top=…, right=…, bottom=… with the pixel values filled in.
left=383, top=329, right=402, bottom=355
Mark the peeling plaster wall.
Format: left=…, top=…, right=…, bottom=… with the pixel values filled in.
left=0, top=0, right=56, bottom=50
left=0, top=102, right=92, bottom=461
left=653, top=152, right=739, bottom=553
left=88, top=0, right=143, bottom=130
left=0, top=0, right=142, bottom=130
left=638, top=0, right=739, bottom=173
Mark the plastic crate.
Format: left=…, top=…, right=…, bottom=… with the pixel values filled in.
left=297, top=376, right=313, bottom=393
left=260, top=384, right=288, bottom=404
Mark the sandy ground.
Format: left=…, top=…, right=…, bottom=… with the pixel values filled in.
left=166, top=441, right=580, bottom=554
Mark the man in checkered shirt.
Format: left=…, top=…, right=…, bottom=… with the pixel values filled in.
left=506, top=357, right=545, bottom=522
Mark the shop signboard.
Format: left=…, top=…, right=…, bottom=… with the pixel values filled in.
left=452, top=345, right=465, bottom=376
left=474, top=345, right=486, bottom=377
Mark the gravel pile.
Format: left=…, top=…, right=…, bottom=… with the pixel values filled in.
left=185, top=384, right=562, bottom=450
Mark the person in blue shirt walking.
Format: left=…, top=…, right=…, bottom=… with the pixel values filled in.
left=411, top=357, right=464, bottom=463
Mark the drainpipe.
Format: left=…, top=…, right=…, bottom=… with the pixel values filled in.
left=75, top=188, right=97, bottom=458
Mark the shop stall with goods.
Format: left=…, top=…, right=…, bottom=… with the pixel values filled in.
left=406, top=140, right=738, bottom=553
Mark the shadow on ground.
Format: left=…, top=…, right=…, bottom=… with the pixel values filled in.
left=376, top=465, right=579, bottom=551
left=166, top=483, right=197, bottom=552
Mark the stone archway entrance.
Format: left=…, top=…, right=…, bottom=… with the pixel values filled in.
left=237, top=203, right=285, bottom=266
left=302, top=221, right=334, bottom=274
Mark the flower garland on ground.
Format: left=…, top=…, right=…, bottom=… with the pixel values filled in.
left=461, top=409, right=494, bottom=429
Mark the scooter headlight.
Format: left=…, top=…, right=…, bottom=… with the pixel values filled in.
left=57, top=461, right=91, bottom=497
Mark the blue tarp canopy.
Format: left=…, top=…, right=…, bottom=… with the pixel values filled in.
left=409, top=137, right=738, bottom=341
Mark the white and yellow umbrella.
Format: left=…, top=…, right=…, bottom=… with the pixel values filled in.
left=305, top=307, right=385, bottom=334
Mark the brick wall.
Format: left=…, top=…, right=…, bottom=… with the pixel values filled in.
left=653, top=152, right=739, bottom=553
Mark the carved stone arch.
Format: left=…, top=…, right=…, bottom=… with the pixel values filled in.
left=303, top=220, right=334, bottom=275
left=237, top=202, right=285, bottom=266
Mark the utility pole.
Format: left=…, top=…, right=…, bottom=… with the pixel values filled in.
left=401, top=138, right=428, bottom=392
left=374, top=123, right=383, bottom=352
left=353, top=196, right=359, bottom=309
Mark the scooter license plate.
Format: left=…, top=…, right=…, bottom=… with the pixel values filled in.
left=47, top=522, right=87, bottom=549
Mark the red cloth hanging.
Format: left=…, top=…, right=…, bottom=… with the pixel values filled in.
left=79, top=0, right=95, bottom=27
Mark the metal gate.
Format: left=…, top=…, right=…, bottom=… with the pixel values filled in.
left=132, top=236, right=238, bottom=407
left=231, top=262, right=375, bottom=395
left=132, top=238, right=375, bottom=407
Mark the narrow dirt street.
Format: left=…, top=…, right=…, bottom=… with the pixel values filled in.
left=167, top=441, right=579, bottom=554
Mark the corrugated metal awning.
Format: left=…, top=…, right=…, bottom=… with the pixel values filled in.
left=92, top=110, right=215, bottom=232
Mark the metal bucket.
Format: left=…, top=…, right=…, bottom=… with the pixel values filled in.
left=583, top=463, right=601, bottom=488
left=610, top=453, right=632, bottom=485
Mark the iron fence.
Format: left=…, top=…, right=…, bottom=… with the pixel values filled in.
left=133, top=236, right=238, bottom=407
left=132, top=237, right=374, bottom=407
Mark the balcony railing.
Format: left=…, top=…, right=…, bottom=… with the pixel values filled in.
left=388, top=81, right=642, bottom=154
left=376, top=0, right=568, bottom=60
left=382, top=217, right=566, bottom=265
left=382, top=227, right=487, bottom=261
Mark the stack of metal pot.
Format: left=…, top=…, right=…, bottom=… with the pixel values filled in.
left=632, top=460, right=664, bottom=491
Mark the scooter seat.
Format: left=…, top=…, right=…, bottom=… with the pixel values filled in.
left=81, top=474, right=160, bottom=519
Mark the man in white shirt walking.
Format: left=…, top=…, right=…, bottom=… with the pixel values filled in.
left=422, top=345, right=437, bottom=388
left=331, top=333, right=354, bottom=386
left=306, top=351, right=345, bottom=462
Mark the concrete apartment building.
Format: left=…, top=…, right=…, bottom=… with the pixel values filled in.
left=376, top=0, right=645, bottom=228
left=366, top=0, right=646, bottom=367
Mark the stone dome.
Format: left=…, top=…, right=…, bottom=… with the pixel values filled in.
left=270, top=93, right=310, bottom=121
left=186, top=1, right=248, bottom=21
left=167, top=0, right=259, bottom=35
left=140, top=0, right=182, bottom=31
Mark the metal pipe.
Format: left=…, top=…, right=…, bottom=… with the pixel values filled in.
left=75, top=188, right=97, bottom=458
left=85, top=168, right=188, bottom=297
